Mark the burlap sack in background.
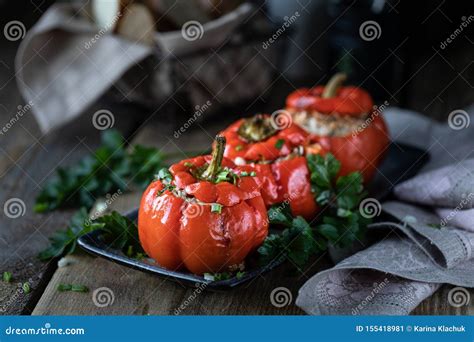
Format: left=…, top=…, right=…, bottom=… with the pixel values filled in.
left=15, top=2, right=282, bottom=133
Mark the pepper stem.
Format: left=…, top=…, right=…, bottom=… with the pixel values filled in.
left=321, top=73, right=347, bottom=98
left=201, top=135, right=226, bottom=181
left=237, top=114, right=277, bottom=142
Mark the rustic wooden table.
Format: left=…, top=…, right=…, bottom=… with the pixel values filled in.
left=1, top=113, right=473, bottom=316
left=1, top=10, right=474, bottom=315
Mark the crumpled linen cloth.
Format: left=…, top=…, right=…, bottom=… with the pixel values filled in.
left=296, top=104, right=474, bottom=315
left=15, top=2, right=266, bottom=133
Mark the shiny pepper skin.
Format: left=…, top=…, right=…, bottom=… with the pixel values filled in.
left=138, top=152, right=268, bottom=275
left=286, top=73, right=389, bottom=182
left=219, top=115, right=318, bottom=219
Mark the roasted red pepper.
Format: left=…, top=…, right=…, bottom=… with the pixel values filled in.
left=219, top=114, right=318, bottom=219
left=138, top=136, right=268, bottom=275
left=286, top=73, right=389, bottom=182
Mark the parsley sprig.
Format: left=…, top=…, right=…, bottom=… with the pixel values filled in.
left=39, top=210, right=143, bottom=261
left=34, top=130, right=168, bottom=213
left=258, top=153, right=371, bottom=269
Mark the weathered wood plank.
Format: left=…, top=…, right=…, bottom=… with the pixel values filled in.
left=412, top=285, right=473, bottom=315
left=0, top=104, right=141, bottom=315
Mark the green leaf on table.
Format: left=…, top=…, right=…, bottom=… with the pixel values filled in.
left=2, top=271, right=12, bottom=283
left=38, top=210, right=143, bottom=261
left=34, top=129, right=168, bottom=213
left=57, top=283, right=89, bottom=293
left=95, top=211, right=142, bottom=253
left=307, top=153, right=370, bottom=249
left=258, top=215, right=320, bottom=269
left=38, top=208, right=100, bottom=261
left=130, top=145, right=166, bottom=188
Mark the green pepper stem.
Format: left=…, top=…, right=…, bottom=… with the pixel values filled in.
left=202, top=136, right=226, bottom=181
left=322, top=73, right=347, bottom=98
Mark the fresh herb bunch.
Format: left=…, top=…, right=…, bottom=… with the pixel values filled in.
left=258, top=206, right=325, bottom=269
left=39, top=210, right=143, bottom=261
left=307, top=153, right=370, bottom=247
left=34, top=130, right=167, bottom=213
left=258, top=153, right=370, bottom=269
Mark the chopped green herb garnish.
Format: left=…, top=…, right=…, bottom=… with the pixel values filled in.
left=274, top=139, right=285, bottom=150
left=156, top=168, right=173, bottom=183
left=22, top=282, right=31, bottom=294
left=236, top=271, right=246, bottom=279
left=235, top=145, right=243, bottom=151
left=183, top=162, right=194, bottom=168
left=249, top=171, right=256, bottom=177
left=57, top=283, right=89, bottom=293
left=211, top=203, right=223, bottom=214
left=71, top=284, right=89, bottom=293
left=3, top=271, right=12, bottom=283
left=57, top=284, right=72, bottom=292
left=204, top=272, right=232, bottom=281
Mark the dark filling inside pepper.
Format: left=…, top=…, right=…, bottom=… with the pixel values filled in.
left=237, top=114, right=277, bottom=142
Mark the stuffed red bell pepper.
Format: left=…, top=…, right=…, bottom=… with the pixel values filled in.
left=138, top=136, right=268, bottom=275
left=286, top=73, right=389, bottom=182
left=219, top=114, right=319, bottom=219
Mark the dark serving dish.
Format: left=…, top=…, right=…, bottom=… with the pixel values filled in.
left=78, top=142, right=429, bottom=289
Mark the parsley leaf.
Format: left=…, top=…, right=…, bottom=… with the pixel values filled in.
left=259, top=153, right=371, bottom=269
left=274, top=139, right=285, bottom=150
left=258, top=214, right=321, bottom=269
left=34, top=130, right=168, bottom=213
left=308, top=153, right=370, bottom=249
left=38, top=208, right=100, bottom=261
left=38, top=210, right=144, bottom=261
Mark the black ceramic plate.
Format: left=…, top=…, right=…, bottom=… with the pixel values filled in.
left=78, top=142, right=429, bottom=289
